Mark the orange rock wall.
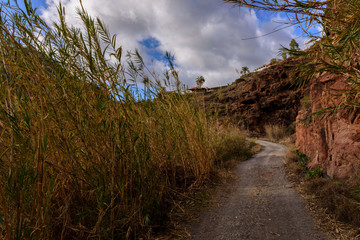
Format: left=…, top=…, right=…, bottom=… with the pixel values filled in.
left=296, top=73, right=360, bottom=179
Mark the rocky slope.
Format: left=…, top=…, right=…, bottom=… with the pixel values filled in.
left=203, top=58, right=360, bottom=179
left=203, top=58, right=306, bottom=135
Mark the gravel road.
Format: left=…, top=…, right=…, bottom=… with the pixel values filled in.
left=188, top=140, right=327, bottom=240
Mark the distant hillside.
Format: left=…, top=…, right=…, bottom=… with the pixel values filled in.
left=203, top=58, right=307, bottom=135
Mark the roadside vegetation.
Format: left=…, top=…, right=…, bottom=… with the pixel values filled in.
left=264, top=124, right=288, bottom=142
left=0, top=1, right=255, bottom=239
left=213, top=125, right=255, bottom=168
left=286, top=150, right=360, bottom=238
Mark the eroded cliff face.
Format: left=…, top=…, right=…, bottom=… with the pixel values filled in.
left=202, top=57, right=359, bottom=179
left=296, top=73, right=360, bottom=179
left=203, top=58, right=305, bottom=135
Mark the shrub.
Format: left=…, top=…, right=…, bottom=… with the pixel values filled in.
left=213, top=126, right=254, bottom=166
left=304, top=177, right=360, bottom=227
left=305, top=167, right=323, bottom=179
left=296, top=150, right=310, bottom=169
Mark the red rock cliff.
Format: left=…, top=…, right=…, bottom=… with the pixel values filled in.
left=296, top=73, right=360, bottom=179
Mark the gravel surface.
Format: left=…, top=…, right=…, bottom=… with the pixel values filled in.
left=188, top=140, right=327, bottom=240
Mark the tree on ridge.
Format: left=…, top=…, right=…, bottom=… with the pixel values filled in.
left=196, top=76, right=205, bottom=87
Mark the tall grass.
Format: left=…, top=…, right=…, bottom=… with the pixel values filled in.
left=0, top=1, right=252, bottom=239
left=213, top=125, right=253, bottom=166
left=264, top=124, right=287, bottom=142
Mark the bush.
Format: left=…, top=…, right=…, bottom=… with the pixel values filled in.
left=213, top=126, right=254, bottom=166
left=305, top=167, right=323, bottom=179
left=296, top=150, right=310, bottom=169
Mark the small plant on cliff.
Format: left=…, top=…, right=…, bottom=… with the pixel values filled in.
left=296, top=150, right=310, bottom=169
left=235, top=66, right=251, bottom=78
left=289, top=39, right=300, bottom=54
left=278, top=39, right=301, bottom=59
left=270, top=58, right=281, bottom=64
left=240, top=66, right=250, bottom=75
left=305, top=167, right=323, bottom=179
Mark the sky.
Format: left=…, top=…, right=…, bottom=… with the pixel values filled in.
left=18, top=0, right=305, bottom=88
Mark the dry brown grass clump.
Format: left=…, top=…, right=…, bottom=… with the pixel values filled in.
left=264, top=123, right=287, bottom=142
left=213, top=125, right=255, bottom=168
left=285, top=149, right=360, bottom=238
left=304, top=176, right=360, bottom=227
left=285, top=149, right=305, bottom=182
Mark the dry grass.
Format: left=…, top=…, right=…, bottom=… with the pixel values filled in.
left=156, top=127, right=257, bottom=239
left=0, top=2, right=255, bottom=239
left=303, top=176, right=360, bottom=227
left=213, top=126, right=254, bottom=168
left=285, top=149, right=360, bottom=239
left=264, top=123, right=287, bottom=142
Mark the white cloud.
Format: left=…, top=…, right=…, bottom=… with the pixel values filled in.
left=41, top=0, right=300, bottom=88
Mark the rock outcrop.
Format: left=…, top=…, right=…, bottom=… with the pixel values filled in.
left=202, top=57, right=359, bottom=179
left=203, top=58, right=305, bottom=135
left=296, top=73, right=360, bottom=179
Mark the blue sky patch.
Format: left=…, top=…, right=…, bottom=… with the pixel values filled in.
left=17, top=0, right=47, bottom=10
left=139, top=37, right=161, bottom=49
left=139, top=37, right=165, bottom=62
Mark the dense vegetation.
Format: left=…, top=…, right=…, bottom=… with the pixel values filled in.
left=0, top=1, right=253, bottom=239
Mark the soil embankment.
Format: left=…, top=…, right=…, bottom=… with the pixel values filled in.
left=187, top=140, right=327, bottom=240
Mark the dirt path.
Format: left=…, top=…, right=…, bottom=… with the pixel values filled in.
left=188, top=140, right=327, bottom=240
